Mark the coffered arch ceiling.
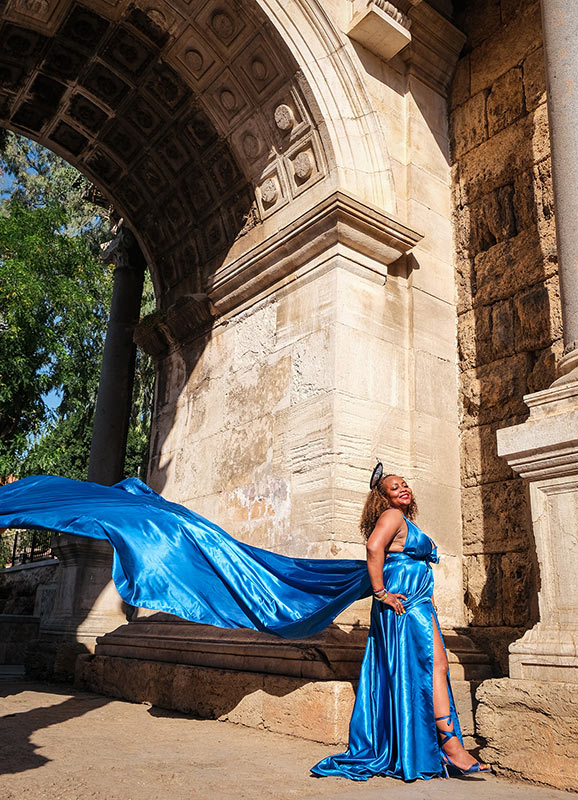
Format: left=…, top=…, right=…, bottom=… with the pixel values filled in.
left=0, top=0, right=395, bottom=311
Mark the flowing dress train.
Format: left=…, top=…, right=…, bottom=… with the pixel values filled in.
left=0, top=475, right=461, bottom=780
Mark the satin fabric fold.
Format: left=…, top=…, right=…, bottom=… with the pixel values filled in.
left=0, top=474, right=461, bottom=780
left=0, top=475, right=372, bottom=638
left=311, top=520, right=462, bottom=781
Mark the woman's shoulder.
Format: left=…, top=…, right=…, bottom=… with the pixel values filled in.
left=377, top=508, right=405, bottom=526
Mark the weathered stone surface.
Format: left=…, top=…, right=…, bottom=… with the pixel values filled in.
left=0, top=615, right=40, bottom=665
left=75, top=653, right=485, bottom=747
left=523, top=46, right=546, bottom=111
left=460, top=625, right=527, bottom=677
left=464, top=553, right=502, bottom=626
left=486, top=68, right=524, bottom=136
left=458, top=106, right=549, bottom=204
left=0, top=562, right=59, bottom=616
left=450, top=91, right=487, bottom=158
left=501, top=551, right=536, bottom=627
left=457, top=298, right=517, bottom=372
left=457, top=306, right=491, bottom=372
left=491, top=299, right=516, bottom=360
left=533, top=156, right=555, bottom=228
left=527, top=341, right=563, bottom=394
left=461, top=353, right=530, bottom=427
left=513, top=277, right=562, bottom=353
left=455, top=252, right=476, bottom=315
left=470, top=3, right=542, bottom=94
left=476, top=678, right=578, bottom=791
left=461, top=478, right=531, bottom=555
left=466, top=184, right=518, bottom=255
left=455, top=0, right=501, bottom=50
left=460, top=423, right=514, bottom=488
left=512, top=168, right=537, bottom=231
left=450, top=53, right=470, bottom=110
left=473, top=229, right=557, bottom=307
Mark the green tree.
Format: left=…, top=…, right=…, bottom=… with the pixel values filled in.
left=0, top=131, right=154, bottom=482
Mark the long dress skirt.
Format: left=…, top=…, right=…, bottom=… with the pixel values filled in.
left=311, top=548, right=462, bottom=781
left=0, top=475, right=461, bottom=780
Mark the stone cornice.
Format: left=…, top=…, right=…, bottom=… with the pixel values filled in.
left=497, top=382, right=578, bottom=481
left=135, top=191, right=421, bottom=358
left=207, top=189, right=422, bottom=316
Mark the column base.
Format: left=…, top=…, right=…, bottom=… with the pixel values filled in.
left=509, top=623, right=578, bottom=682
left=476, top=677, right=578, bottom=791
left=552, top=344, right=578, bottom=386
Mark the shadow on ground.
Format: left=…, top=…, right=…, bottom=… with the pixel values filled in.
left=0, top=679, right=111, bottom=775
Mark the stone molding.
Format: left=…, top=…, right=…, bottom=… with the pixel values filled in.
left=208, top=190, right=422, bottom=316
left=497, top=381, right=578, bottom=481
left=134, top=294, right=216, bottom=358
left=346, top=1, right=412, bottom=62
left=402, top=1, right=466, bottom=95
left=91, top=615, right=493, bottom=682
left=344, top=1, right=464, bottom=95
left=134, top=190, right=422, bottom=355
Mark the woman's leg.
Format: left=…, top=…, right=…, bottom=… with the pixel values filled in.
left=432, top=615, right=479, bottom=770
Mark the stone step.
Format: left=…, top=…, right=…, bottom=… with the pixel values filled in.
left=75, top=652, right=481, bottom=746
left=92, top=616, right=495, bottom=682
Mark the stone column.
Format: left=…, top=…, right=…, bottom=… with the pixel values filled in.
left=30, top=225, right=147, bottom=680
left=88, top=224, right=147, bottom=483
left=541, top=0, right=578, bottom=382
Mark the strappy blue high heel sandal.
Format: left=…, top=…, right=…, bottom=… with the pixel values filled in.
left=435, top=714, right=493, bottom=778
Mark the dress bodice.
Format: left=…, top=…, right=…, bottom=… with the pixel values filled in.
left=402, top=518, right=439, bottom=563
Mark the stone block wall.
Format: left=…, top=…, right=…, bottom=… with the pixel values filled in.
left=450, top=0, right=563, bottom=672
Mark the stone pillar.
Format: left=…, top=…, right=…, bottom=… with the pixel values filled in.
left=88, top=224, right=146, bottom=484
left=29, top=225, right=146, bottom=680
left=541, top=0, right=578, bottom=382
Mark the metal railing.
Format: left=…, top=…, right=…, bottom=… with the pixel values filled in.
left=1, top=529, right=56, bottom=569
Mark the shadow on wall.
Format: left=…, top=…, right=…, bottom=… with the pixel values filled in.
left=450, top=0, right=562, bottom=674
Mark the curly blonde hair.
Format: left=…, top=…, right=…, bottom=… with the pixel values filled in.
left=360, top=475, right=418, bottom=540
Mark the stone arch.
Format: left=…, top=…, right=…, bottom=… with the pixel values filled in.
left=258, top=0, right=396, bottom=213
left=0, top=0, right=396, bottom=314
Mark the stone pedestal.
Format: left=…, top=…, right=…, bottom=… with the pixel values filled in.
left=75, top=612, right=492, bottom=746
left=496, top=380, right=578, bottom=681
left=27, top=536, right=129, bottom=680
left=476, top=380, right=578, bottom=788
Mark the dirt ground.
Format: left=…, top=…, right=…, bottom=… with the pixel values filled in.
left=0, top=675, right=571, bottom=800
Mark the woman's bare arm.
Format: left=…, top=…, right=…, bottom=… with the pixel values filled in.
left=366, top=508, right=405, bottom=592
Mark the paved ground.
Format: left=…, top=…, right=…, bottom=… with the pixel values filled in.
left=0, top=672, right=571, bottom=800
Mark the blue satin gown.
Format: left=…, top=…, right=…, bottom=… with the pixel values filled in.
left=0, top=475, right=460, bottom=780
left=311, top=517, right=462, bottom=781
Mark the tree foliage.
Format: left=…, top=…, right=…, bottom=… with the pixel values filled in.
left=0, top=131, right=154, bottom=482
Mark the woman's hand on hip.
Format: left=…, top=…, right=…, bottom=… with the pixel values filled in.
left=378, top=592, right=407, bottom=615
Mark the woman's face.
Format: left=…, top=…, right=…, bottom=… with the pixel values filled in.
left=382, top=475, right=412, bottom=510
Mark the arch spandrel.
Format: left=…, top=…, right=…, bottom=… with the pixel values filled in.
left=0, top=0, right=402, bottom=315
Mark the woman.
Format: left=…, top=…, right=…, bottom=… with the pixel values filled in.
left=312, top=465, right=491, bottom=780
left=0, top=466, right=490, bottom=780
